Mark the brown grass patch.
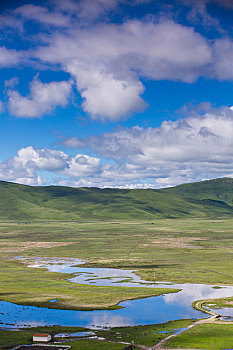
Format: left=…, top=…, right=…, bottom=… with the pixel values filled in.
left=0, top=240, right=75, bottom=253
left=141, top=237, right=206, bottom=248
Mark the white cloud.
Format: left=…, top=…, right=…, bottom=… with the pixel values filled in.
left=56, top=0, right=121, bottom=20
left=212, top=39, right=233, bottom=80
left=2, top=0, right=233, bottom=123
left=4, top=1, right=233, bottom=121
left=61, top=105, right=233, bottom=187
left=3, top=106, right=233, bottom=188
left=0, top=47, right=21, bottom=68
left=14, top=4, right=71, bottom=27
left=8, top=77, right=73, bottom=118
left=0, top=146, right=101, bottom=186
left=0, top=14, right=23, bottom=31
left=4, top=77, right=19, bottom=89
left=34, top=18, right=212, bottom=120
left=68, top=63, right=146, bottom=121
left=13, top=146, right=69, bottom=171
left=62, top=154, right=101, bottom=177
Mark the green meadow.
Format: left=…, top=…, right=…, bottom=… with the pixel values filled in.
left=1, top=217, right=233, bottom=286
left=1, top=178, right=233, bottom=348
left=0, top=216, right=233, bottom=311
left=165, top=323, right=233, bottom=349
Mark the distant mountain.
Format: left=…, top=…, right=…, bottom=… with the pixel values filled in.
left=1, top=178, right=233, bottom=220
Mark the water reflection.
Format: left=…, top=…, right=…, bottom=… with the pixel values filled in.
left=1, top=257, right=232, bottom=329
left=0, top=295, right=204, bottom=329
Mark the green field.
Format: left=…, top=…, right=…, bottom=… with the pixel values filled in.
left=165, top=323, right=233, bottom=349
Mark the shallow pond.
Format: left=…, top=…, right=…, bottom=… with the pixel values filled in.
left=1, top=257, right=233, bottom=329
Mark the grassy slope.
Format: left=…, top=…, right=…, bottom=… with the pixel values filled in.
left=1, top=177, right=233, bottom=220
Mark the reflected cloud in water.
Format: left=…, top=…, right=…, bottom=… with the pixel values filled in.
left=5, top=257, right=233, bottom=329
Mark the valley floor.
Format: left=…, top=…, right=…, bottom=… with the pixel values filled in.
left=1, top=218, right=233, bottom=349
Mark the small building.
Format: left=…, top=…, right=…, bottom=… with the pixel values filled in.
left=33, top=333, right=52, bottom=342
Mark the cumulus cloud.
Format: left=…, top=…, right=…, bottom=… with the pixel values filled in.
left=62, top=154, right=101, bottom=177
left=7, top=77, right=73, bottom=118
left=13, top=147, right=69, bottom=171
left=68, top=63, right=146, bottom=121
left=3, top=106, right=233, bottom=188
left=32, top=18, right=212, bottom=120
left=4, top=1, right=233, bottom=121
left=0, top=146, right=101, bottom=186
left=61, top=105, right=233, bottom=187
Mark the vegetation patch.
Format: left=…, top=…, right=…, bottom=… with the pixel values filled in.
left=164, top=323, right=233, bottom=349
left=203, top=297, right=233, bottom=309
left=95, top=319, right=192, bottom=347
left=0, top=320, right=193, bottom=350
left=0, top=259, right=179, bottom=310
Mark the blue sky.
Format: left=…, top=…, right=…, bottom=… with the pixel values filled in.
left=1, top=0, right=233, bottom=188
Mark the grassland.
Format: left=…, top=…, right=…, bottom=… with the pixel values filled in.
left=96, top=319, right=192, bottom=347
left=1, top=217, right=233, bottom=348
left=1, top=177, right=233, bottom=221
left=4, top=320, right=233, bottom=350
left=0, top=216, right=233, bottom=312
left=0, top=326, right=126, bottom=350
left=0, top=320, right=193, bottom=350
left=164, top=323, right=233, bottom=349
left=1, top=179, right=233, bottom=349
left=202, top=296, right=233, bottom=309
left=2, top=217, right=233, bottom=285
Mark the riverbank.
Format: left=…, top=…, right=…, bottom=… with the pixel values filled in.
left=0, top=259, right=179, bottom=311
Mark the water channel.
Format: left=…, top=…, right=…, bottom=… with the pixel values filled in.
left=1, top=257, right=233, bottom=329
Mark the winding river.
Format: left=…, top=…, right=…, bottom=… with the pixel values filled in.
left=1, top=257, right=233, bottom=329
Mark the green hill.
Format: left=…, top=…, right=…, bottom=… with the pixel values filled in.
left=1, top=178, right=233, bottom=220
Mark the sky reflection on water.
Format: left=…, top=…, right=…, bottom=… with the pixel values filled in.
left=1, top=257, right=233, bottom=329
left=0, top=294, right=204, bottom=330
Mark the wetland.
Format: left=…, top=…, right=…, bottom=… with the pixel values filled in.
left=1, top=218, right=233, bottom=349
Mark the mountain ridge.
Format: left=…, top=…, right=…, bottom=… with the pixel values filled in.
left=1, top=177, right=233, bottom=220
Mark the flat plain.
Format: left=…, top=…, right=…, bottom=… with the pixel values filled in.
left=1, top=219, right=233, bottom=349
left=1, top=218, right=233, bottom=286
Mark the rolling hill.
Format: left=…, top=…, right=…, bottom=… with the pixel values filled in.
left=1, top=178, right=233, bottom=220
